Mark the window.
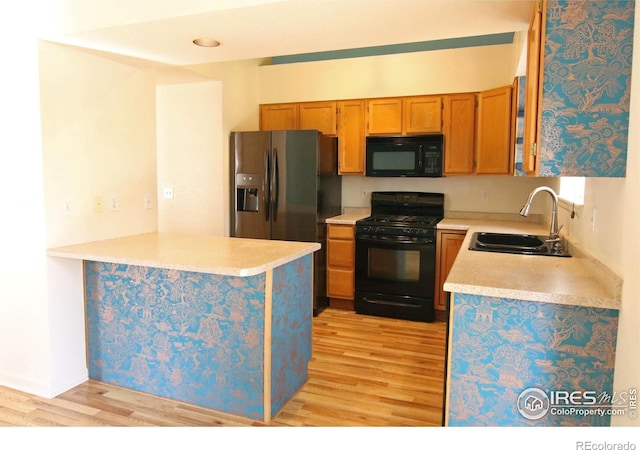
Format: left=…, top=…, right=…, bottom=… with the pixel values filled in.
left=559, top=177, right=585, bottom=205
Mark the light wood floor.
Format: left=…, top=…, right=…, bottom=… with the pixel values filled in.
left=0, top=308, right=447, bottom=427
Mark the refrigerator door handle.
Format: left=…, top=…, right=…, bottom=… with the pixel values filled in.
left=271, top=149, right=279, bottom=221
left=263, top=148, right=270, bottom=221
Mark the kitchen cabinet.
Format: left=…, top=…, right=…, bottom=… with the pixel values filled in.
left=260, top=101, right=337, bottom=135
left=366, top=96, right=443, bottom=135
left=434, top=229, right=466, bottom=317
left=442, top=87, right=512, bottom=176
left=402, top=95, right=442, bottom=134
left=366, top=98, right=403, bottom=135
left=337, top=100, right=366, bottom=174
left=299, top=101, right=337, bottom=136
left=327, top=224, right=355, bottom=303
left=475, top=85, right=513, bottom=174
left=443, top=93, right=476, bottom=174
left=523, top=0, right=634, bottom=177
left=260, top=103, right=299, bottom=130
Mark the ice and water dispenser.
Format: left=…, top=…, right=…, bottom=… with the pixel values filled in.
left=236, top=173, right=259, bottom=212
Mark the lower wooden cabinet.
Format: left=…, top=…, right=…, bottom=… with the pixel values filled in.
left=435, top=229, right=467, bottom=315
left=326, top=224, right=355, bottom=304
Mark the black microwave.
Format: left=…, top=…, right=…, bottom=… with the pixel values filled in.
left=365, top=135, right=443, bottom=177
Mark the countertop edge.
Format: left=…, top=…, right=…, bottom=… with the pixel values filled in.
left=47, top=233, right=321, bottom=277
left=443, top=281, right=621, bottom=310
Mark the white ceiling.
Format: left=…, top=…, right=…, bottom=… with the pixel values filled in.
left=42, top=0, right=534, bottom=66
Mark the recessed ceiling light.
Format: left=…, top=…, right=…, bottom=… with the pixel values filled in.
left=193, top=38, right=221, bottom=48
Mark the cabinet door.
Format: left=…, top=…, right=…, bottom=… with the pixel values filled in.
left=435, top=230, right=466, bottom=312
left=299, top=101, right=337, bottom=136
left=476, top=85, right=513, bottom=175
left=337, top=100, right=366, bottom=174
left=260, top=103, right=298, bottom=130
left=403, top=95, right=443, bottom=134
left=366, top=98, right=402, bottom=135
left=522, top=0, right=542, bottom=175
left=443, top=94, right=476, bottom=174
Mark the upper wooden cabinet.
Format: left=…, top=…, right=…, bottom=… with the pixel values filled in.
left=366, top=96, right=443, bottom=135
left=261, top=101, right=337, bottom=135
left=522, top=1, right=542, bottom=175
left=366, top=98, right=403, bottom=135
left=476, top=85, right=513, bottom=175
left=403, top=95, right=442, bottom=134
left=443, top=87, right=512, bottom=176
left=299, top=101, right=337, bottom=136
left=443, top=93, right=476, bottom=175
left=259, top=103, right=298, bottom=130
left=337, top=100, right=366, bottom=174
left=523, top=0, right=634, bottom=177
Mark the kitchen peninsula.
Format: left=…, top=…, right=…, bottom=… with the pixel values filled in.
left=440, top=219, right=622, bottom=426
left=47, top=233, right=320, bottom=423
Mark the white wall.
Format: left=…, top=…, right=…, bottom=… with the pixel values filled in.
left=40, top=42, right=158, bottom=247
left=557, top=178, right=625, bottom=276
left=178, top=59, right=267, bottom=235
left=259, top=44, right=524, bottom=102
left=156, top=81, right=224, bottom=235
left=0, top=9, right=52, bottom=396
left=610, top=5, right=640, bottom=426
left=0, top=39, right=159, bottom=397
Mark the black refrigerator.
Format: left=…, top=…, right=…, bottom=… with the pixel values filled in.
left=230, top=130, right=342, bottom=316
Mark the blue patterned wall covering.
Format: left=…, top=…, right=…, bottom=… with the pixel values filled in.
left=270, top=254, right=313, bottom=415
left=447, top=293, right=619, bottom=426
left=539, top=0, right=634, bottom=177
left=85, top=262, right=274, bottom=420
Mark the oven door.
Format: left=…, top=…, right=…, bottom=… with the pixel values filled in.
left=355, top=233, right=436, bottom=321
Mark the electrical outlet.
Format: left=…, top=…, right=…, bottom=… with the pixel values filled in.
left=144, top=194, right=153, bottom=210
left=591, top=208, right=597, bottom=232
left=110, top=195, right=119, bottom=212
left=94, top=196, right=104, bottom=214
left=481, top=190, right=491, bottom=201
left=63, top=197, right=72, bottom=216
left=163, top=187, right=174, bottom=200
left=361, top=188, right=368, bottom=199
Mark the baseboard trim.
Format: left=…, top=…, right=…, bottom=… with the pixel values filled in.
left=0, top=367, right=88, bottom=399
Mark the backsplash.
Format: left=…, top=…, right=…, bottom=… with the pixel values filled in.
left=342, top=175, right=558, bottom=216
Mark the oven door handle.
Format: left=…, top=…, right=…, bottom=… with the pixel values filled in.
left=361, top=297, right=422, bottom=308
left=356, top=235, right=434, bottom=245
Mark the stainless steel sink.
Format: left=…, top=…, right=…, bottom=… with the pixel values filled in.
left=469, top=232, right=571, bottom=257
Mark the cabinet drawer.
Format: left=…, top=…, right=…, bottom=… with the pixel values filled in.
left=327, top=239, right=354, bottom=268
left=327, top=268, right=355, bottom=299
left=327, top=224, right=354, bottom=240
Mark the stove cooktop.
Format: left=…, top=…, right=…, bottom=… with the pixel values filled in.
left=357, top=214, right=442, bottom=228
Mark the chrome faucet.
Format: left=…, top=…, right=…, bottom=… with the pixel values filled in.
left=519, top=186, right=561, bottom=241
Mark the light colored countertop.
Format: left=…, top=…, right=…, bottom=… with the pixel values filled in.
left=325, top=207, right=370, bottom=225
left=439, top=217, right=622, bottom=310
left=47, top=232, right=320, bottom=277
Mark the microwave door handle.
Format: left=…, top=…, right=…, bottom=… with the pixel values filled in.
left=263, top=148, right=270, bottom=221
